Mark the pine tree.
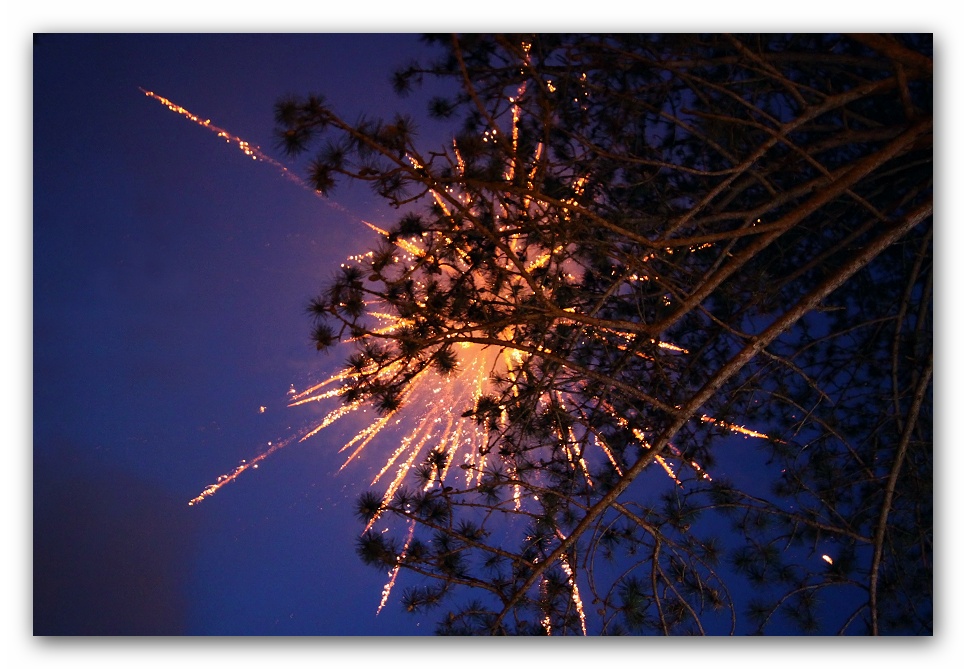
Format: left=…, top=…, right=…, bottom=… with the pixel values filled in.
left=277, top=34, right=932, bottom=635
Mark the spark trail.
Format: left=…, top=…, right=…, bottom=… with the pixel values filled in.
left=140, top=88, right=310, bottom=191
left=141, top=88, right=373, bottom=233
left=188, top=435, right=297, bottom=506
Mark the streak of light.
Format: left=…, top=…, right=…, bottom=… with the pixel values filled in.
left=653, top=454, right=683, bottom=487
left=554, top=528, right=588, bottom=636
left=376, top=520, right=417, bottom=615
left=559, top=555, right=587, bottom=636
left=140, top=88, right=308, bottom=191
left=188, top=435, right=297, bottom=506
left=139, top=88, right=376, bottom=229
left=700, top=414, right=781, bottom=441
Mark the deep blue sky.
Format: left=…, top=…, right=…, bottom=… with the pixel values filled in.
left=19, top=19, right=962, bottom=664
left=33, top=33, right=459, bottom=636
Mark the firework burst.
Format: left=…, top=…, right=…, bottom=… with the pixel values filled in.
left=149, top=85, right=781, bottom=620
left=157, top=82, right=779, bottom=509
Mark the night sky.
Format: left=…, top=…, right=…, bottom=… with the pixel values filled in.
left=32, top=33, right=463, bottom=637
left=15, top=9, right=963, bottom=667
